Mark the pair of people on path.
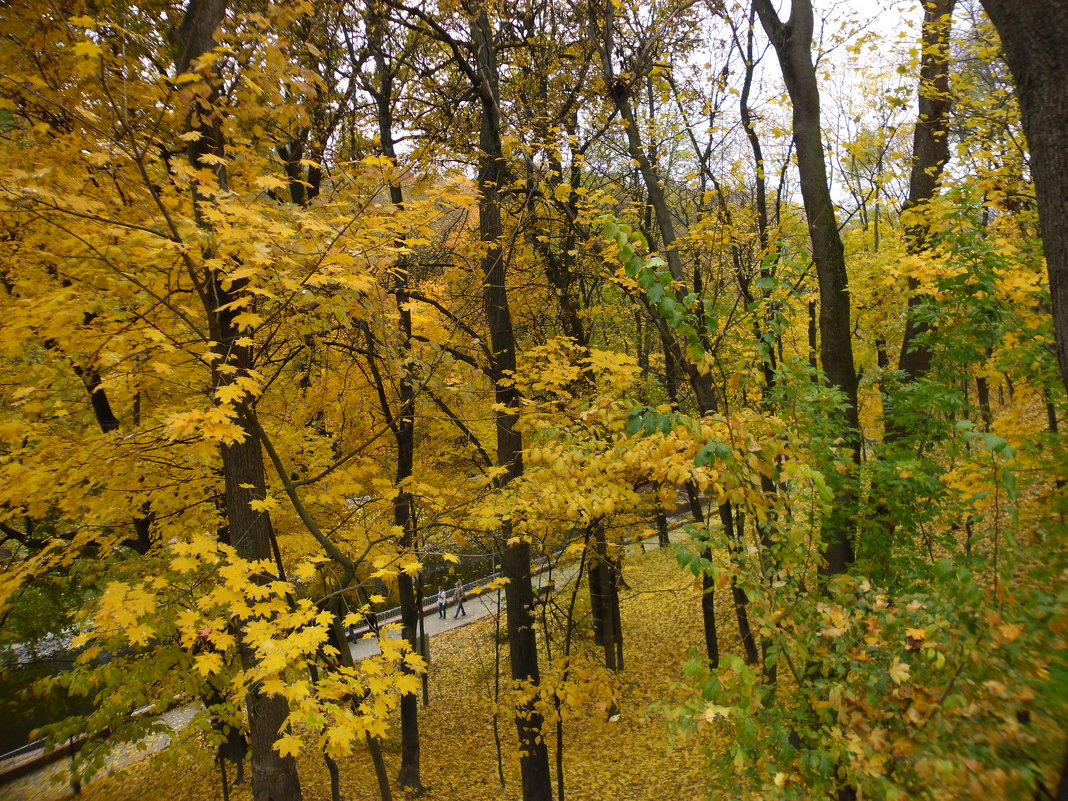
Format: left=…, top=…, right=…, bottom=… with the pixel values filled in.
left=437, top=580, right=467, bottom=620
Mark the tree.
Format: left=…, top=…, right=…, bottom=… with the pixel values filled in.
left=753, top=0, right=860, bottom=574
left=978, top=0, right=1068, bottom=397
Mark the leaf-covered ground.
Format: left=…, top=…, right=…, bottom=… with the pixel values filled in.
left=11, top=546, right=739, bottom=801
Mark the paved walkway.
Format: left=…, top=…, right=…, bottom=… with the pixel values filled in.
left=349, top=530, right=681, bottom=662
left=3, top=527, right=688, bottom=799
left=351, top=573, right=539, bottom=662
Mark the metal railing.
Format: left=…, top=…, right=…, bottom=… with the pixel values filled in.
left=0, top=738, right=46, bottom=766
left=348, top=548, right=564, bottom=639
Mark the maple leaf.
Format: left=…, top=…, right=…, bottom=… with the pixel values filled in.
left=274, top=734, right=302, bottom=758
left=888, top=658, right=911, bottom=685
left=195, top=652, right=224, bottom=676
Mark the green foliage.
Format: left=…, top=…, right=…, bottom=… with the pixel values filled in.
left=680, top=565, right=1067, bottom=800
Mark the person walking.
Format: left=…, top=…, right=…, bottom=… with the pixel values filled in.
left=453, top=579, right=466, bottom=618
left=437, top=586, right=447, bottom=620
left=364, top=607, right=379, bottom=635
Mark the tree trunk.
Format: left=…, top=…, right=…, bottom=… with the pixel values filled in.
left=366, top=6, right=424, bottom=787
left=655, top=508, right=670, bottom=547
left=872, top=0, right=957, bottom=568
left=683, top=483, right=718, bottom=668
left=221, top=391, right=303, bottom=801
left=590, top=520, right=621, bottom=672
left=719, top=502, right=759, bottom=665
left=472, top=10, right=553, bottom=800
left=980, top=0, right=1068, bottom=396
left=896, top=0, right=957, bottom=387
left=754, top=0, right=860, bottom=575
left=327, top=602, right=393, bottom=801
left=175, top=2, right=302, bottom=798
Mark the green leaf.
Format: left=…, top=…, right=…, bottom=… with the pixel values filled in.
left=754, top=275, right=775, bottom=291
left=643, top=413, right=658, bottom=435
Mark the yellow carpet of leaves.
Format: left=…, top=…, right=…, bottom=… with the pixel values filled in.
left=39, top=548, right=737, bottom=801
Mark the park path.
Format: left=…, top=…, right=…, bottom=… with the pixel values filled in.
left=1, top=528, right=686, bottom=800
left=348, top=527, right=682, bottom=662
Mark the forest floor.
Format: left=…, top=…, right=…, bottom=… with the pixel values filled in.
left=6, top=544, right=739, bottom=801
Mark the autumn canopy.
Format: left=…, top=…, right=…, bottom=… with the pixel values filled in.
left=0, top=1, right=1065, bottom=800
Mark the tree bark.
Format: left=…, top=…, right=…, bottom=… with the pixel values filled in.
left=896, top=0, right=957, bottom=385
left=980, top=0, right=1068, bottom=396
left=590, top=519, right=621, bottom=672
left=219, top=382, right=302, bottom=801
left=472, top=9, right=553, bottom=800
left=683, top=482, right=718, bottom=668
left=176, top=2, right=302, bottom=798
left=366, top=5, right=424, bottom=788
left=754, top=0, right=860, bottom=574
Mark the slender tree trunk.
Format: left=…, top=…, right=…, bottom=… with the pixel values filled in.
left=895, top=0, right=957, bottom=387
left=471, top=10, right=553, bottom=799
left=327, top=603, right=392, bottom=801
left=175, top=3, right=302, bottom=798
left=980, top=0, right=1068, bottom=396
left=719, top=502, right=759, bottom=665
left=754, top=0, right=860, bottom=575
left=683, top=483, right=718, bottom=668
left=870, top=0, right=957, bottom=570
left=587, top=531, right=605, bottom=647
left=610, top=556, right=624, bottom=670
left=591, top=519, right=620, bottom=672
left=655, top=508, right=670, bottom=547
left=366, top=7, right=424, bottom=787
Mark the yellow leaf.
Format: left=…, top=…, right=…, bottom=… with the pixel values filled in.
left=195, top=652, right=224, bottom=676
left=262, top=678, right=286, bottom=696
left=888, top=658, right=910, bottom=685
left=73, top=41, right=102, bottom=59
left=274, top=734, right=302, bottom=758
left=231, top=312, right=263, bottom=330
left=254, top=175, right=290, bottom=192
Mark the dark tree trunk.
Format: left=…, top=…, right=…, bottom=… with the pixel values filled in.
left=219, top=388, right=303, bottom=801
left=175, top=2, right=302, bottom=798
left=366, top=7, right=424, bottom=788
left=896, top=0, right=957, bottom=387
left=719, top=502, right=759, bottom=665
left=327, top=602, right=393, bottom=801
left=655, top=507, right=670, bottom=547
left=587, top=533, right=605, bottom=647
left=471, top=10, right=553, bottom=800
left=980, top=0, right=1068, bottom=396
left=595, top=3, right=729, bottom=656
left=590, top=520, right=621, bottom=672
left=594, top=4, right=720, bottom=415
left=754, top=0, right=859, bottom=575
left=873, top=0, right=957, bottom=565
left=610, top=557, right=624, bottom=670
left=683, top=483, right=718, bottom=668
